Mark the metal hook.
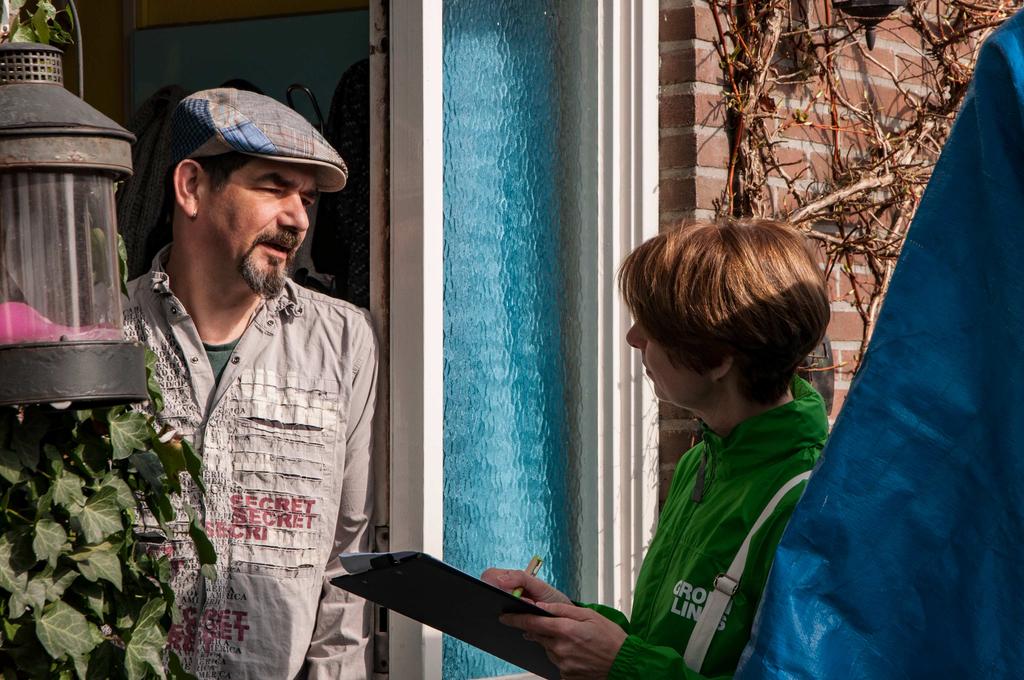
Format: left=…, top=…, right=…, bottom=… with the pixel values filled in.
left=286, top=83, right=325, bottom=136
left=1, top=0, right=11, bottom=42
left=67, top=0, right=83, bottom=98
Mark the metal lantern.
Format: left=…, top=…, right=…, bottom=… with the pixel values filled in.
left=832, top=0, right=907, bottom=50
left=0, top=42, right=147, bottom=407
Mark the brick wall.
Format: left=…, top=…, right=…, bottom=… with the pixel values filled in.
left=656, top=0, right=922, bottom=504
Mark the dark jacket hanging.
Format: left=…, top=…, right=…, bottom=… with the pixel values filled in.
left=313, top=59, right=370, bottom=308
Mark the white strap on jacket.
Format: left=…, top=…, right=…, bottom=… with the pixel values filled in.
left=682, top=471, right=812, bottom=671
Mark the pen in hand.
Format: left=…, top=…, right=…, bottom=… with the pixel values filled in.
left=512, top=554, right=543, bottom=598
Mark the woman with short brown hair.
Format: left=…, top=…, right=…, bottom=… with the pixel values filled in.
left=620, top=218, right=830, bottom=406
left=486, top=218, right=831, bottom=679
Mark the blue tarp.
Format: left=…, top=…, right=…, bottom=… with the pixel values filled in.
left=736, top=13, right=1024, bottom=679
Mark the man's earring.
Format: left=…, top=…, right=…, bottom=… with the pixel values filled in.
left=190, top=207, right=198, bottom=220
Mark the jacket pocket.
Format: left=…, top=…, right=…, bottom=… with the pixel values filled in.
left=224, top=369, right=342, bottom=571
left=229, top=369, right=342, bottom=489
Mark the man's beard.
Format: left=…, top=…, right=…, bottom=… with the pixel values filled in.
left=239, top=229, right=300, bottom=298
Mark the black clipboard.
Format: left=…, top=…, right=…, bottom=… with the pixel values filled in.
left=331, top=551, right=560, bottom=679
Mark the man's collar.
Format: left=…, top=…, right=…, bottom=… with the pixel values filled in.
left=148, top=244, right=173, bottom=295
left=270, top=286, right=304, bottom=318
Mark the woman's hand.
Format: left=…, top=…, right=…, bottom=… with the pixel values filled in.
left=500, top=601, right=627, bottom=680
left=481, top=568, right=571, bottom=605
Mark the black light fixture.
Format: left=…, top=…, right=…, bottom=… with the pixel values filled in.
left=0, top=39, right=147, bottom=407
left=832, top=0, right=907, bottom=50
left=798, top=336, right=835, bottom=416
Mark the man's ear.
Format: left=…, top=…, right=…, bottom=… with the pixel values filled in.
left=172, top=159, right=204, bottom=219
left=708, top=354, right=734, bottom=383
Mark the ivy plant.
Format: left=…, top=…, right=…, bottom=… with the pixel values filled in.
left=2, top=0, right=74, bottom=46
left=0, top=398, right=215, bottom=679
left=0, top=241, right=215, bottom=677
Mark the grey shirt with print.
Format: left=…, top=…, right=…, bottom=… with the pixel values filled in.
left=124, top=248, right=377, bottom=680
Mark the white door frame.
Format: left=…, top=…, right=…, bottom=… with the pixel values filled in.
left=386, top=1, right=658, bottom=676
left=591, top=0, right=661, bottom=614
left=387, top=2, right=445, bottom=679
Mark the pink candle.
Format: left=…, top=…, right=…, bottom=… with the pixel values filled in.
left=0, top=301, right=120, bottom=344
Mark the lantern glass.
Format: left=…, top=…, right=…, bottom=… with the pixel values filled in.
left=0, top=169, right=123, bottom=346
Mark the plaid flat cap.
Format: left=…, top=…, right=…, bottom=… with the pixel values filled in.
left=170, top=88, right=348, bottom=192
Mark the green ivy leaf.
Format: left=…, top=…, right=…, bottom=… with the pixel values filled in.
left=0, top=452, right=24, bottom=484
left=46, top=6, right=73, bottom=48
left=29, top=5, right=49, bottom=45
left=0, top=532, right=32, bottom=602
left=35, top=485, right=54, bottom=516
left=118, top=235, right=129, bottom=298
left=77, top=546, right=123, bottom=591
left=124, top=599, right=166, bottom=680
left=75, top=581, right=106, bottom=620
left=69, top=439, right=104, bottom=477
left=99, top=474, right=136, bottom=511
left=166, top=591, right=182, bottom=626
left=152, top=553, right=172, bottom=584
left=77, top=487, right=124, bottom=544
left=43, top=568, right=77, bottom=604
left=115, top=600, right=134, bottom=630
left=144, top=349, right=164, bottom=413
left=68, top=540, right=114, bottom=562
left=32, top=519, right=66, bottom=566
left=11, top=410, right=47, bottom=470
left=181, top=440, right=206, bottom=495
left=8, top=571, right=45, bottom=616
left=71, top=654, right=90, bottom=680
left=151, top=437, right=186, bottom=495
left=147, top=373, right=164, bottom=412
left=42, top=444, right=62, bottom=464
left=2, top=617, right=20, bottom=642
left=11, top=22, right=36, bottom=43
left=129, top=451, right=164, bottom=493
left=183, top=505, right=217, bottom=578
left=0, top=412, right=18, bottom=483
left=52, top=470, right=86, bottom=510
left=35, top=601, right=103, bottom=660
left=167, top=650, right=198, bottom=680
left=150, top=493, right=175, bottom=530
left=109, top=412, right=151, bottom=460
left=36, top=1, right=58, bottom=21
left=130, top=451, right=177, bottom=525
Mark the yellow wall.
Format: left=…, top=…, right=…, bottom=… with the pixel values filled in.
left=74, top=0, right=125, bottom=124
left=75, top=0, right=368, bottom=124
left=135, top=0, right=367, bottom=29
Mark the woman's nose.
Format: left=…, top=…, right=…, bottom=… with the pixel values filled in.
left=626, top=323, right=645, bottom=349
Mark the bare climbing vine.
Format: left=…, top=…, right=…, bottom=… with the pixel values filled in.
left=710, top=0, right=1020, bottom=362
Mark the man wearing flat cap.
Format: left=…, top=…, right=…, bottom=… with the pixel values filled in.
left=123, top=88, right=376, bottom=679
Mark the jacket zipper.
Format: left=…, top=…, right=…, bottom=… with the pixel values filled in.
left=691, top=435, right=718, bottom=503
left=691, top=452, right=707, bottom=503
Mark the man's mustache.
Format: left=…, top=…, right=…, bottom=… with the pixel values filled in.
left=251, top=231, right=301, bottom=254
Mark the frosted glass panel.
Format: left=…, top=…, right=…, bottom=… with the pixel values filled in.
left=443, top=1, right=595, bottom=677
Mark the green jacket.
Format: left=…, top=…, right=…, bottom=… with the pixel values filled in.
left=589, top=377, right=828, bottom=679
